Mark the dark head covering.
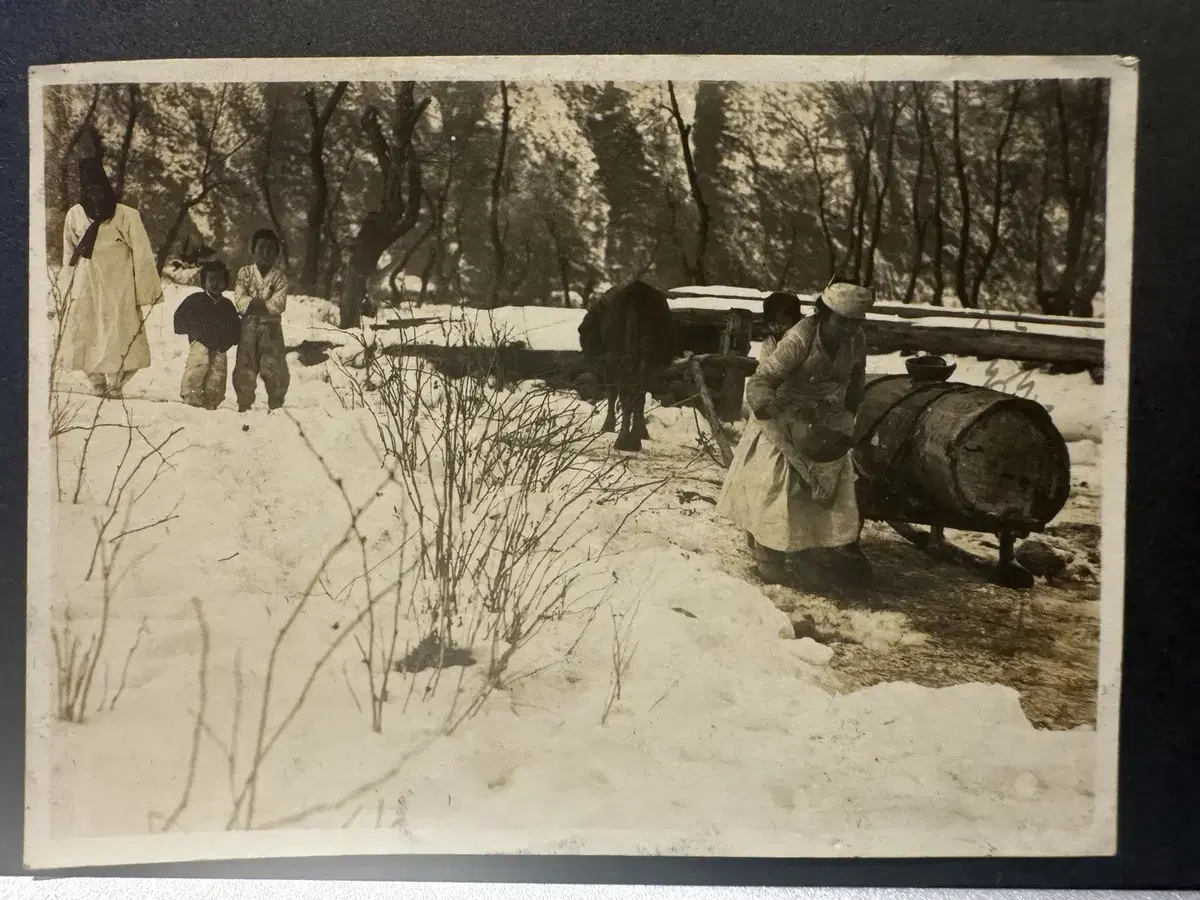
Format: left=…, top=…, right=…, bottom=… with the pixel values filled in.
left=198, top=260, right=231, bottom=292
left=71, top=152, right=119, bottom=266
left=763, top=291, right=803, bottom=324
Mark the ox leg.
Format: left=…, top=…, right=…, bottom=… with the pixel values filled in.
left=632, top=376, right=650, bottom=441
left=614, top=384, right=642, bottom=452
left=601, top=383, right=618, bottom=433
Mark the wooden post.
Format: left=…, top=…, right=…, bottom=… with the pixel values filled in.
left=690, top=358, right=734, bottom=467
left=716, top=311, right=750, bottom=422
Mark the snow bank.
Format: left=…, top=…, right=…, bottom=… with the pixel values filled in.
left=35, top=283, right=1109, bottom=862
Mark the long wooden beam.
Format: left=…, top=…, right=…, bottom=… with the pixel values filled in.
left=666, top=287, right=1106, bottom=331
left=671, top=307, right=1104, bottom=367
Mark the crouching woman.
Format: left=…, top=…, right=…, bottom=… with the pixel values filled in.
left=715, top=280, right=876, bottom=586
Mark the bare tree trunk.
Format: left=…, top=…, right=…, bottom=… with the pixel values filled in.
left=903, top=85, right=930, bottom=305
left=322, top=177, right=347, bottom=301
left=920, top=89, right=947, bottom=307
left=257, top=87, right=290, bottom=264
left=544, top=218, right=573, bottom=307
left=847, top=85, right=882, bottom=281
left=323, top=235, right=342, bottom=303
left=57, top=85, right=103, bottom=218
left=339, top=82, right=430, bottom=329
left=796, top=125, right=839, bottom=279
left=489, top=81, right=512, bottom=309
left=969, top=82, right=1025, bottom=308
left=864, top=86, right=904, bottom=287
left=113, top=84, right=140, bottom=199
left=1033, top=146, right=1052, bottom=310
left=1048, top=80, right=1107, bottom=318
left=389, top=214, right=435, bottom=304
left=951, top=82, right=973, bottom=307
left=303, top=82, right=349, bottom=292
left=667, top=81, right=710, bottom=285
left=419, top=150, right=458, bottom=306
left=1077, top=245, right=1105, bottom=316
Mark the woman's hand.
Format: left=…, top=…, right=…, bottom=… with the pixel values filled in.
left=753, top=402, right=781, bottom=421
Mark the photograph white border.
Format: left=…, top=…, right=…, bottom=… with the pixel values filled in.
left=25, top=54, right=1137, bottom=870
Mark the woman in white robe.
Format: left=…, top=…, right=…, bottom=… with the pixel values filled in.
left=58, top=154, right=163, bottom=398
left=716, top=281, right=876, bottom=585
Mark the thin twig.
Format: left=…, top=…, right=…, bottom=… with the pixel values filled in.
left=160, top=597, right=211, bottom=832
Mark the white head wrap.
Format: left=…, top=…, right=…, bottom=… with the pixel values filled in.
left=822, top=282, right=875, bottom=319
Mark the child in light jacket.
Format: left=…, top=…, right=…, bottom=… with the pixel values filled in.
left=174, top=260, right=242, bottom=409
left=231, top=229, right=291, bottom=412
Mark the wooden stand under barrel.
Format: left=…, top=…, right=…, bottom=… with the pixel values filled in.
left=851, top=373, right=1072, bottom=589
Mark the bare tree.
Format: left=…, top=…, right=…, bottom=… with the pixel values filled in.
left=488, top=81, right=512, bottom=309
left=256, top=85, right=291, bottom=264
left=303, top=82, right=349, bottom=292
left=155, top=87, right=254, bottom=273
left=950, top=81, right=1025, bottom=308
left=339, top=82, right=430, bottom=328
left=322, top=173, right=348, bottom=302
left=55, top=85, right=103, bottom=219
left=863, top=85, right=907, bottom=286
left=113, top=84, right=140, bottom=199
left=1041, top=80, right=1108, bottom=317
left=837, top=84, right=882, bottom=282
left=666, top=81, right=711, bottom=285
left=902, top=84, right=931, bottom=304
left=918, top=87, right=949, bottom=306
left=418, top=141, right=461, bottom=305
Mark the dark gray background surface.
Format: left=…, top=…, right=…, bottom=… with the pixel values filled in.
left=2, top=0, right=1198, bottom=886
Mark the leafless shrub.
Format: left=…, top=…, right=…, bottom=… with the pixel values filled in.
left=153, top=597, right=210, bottom=833
left=601, top=593, right=642, bottom=726
left=51, top=413, right=184, bottom=724
left=334, top=309, right=672, bottom=735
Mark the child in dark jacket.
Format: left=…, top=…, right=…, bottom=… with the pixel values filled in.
left=174, top=260, right=242, bottom=409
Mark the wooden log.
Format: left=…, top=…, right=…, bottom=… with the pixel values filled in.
left=671, top=306, right=1103, bottom=366
left=385, top=343, right=753, bottom=415
left=384, top=343, right=593, bottom=393
left=852, top=374, right=1071, bottom=534
left=666, top=287, right=1106, bottom=330
left=369, top=316, right=445, bottom=331
left=690, top=359, right=734, bottom=467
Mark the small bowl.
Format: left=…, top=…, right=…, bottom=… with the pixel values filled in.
left=905, top=354, right=957, bottom=383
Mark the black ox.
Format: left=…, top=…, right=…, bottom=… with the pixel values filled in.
left=578, top=280, right=678, bottom=453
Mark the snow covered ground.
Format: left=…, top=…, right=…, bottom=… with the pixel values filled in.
left=28, top=284, right=1113, bottom=867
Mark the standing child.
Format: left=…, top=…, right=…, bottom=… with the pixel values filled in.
left=174, top=260, right=242, bottom=409
left=231, top=229, right=291, bottom=412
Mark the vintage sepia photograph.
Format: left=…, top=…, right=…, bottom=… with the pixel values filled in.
left=25, top=55, right=1135, bottom=869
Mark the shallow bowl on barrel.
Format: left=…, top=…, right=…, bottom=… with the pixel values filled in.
left=905, top=354, right=957, bottom=382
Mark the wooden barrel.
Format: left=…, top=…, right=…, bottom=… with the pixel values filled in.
left=851, top=374, right=1071, bottom=533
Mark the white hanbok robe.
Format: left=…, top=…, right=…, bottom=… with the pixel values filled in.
left=58, top=203, right=164, bottom=375
left=717, top=316, right=866, bottom=552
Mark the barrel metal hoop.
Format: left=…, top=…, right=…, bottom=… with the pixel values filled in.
left=864, top=381, right=980, bottom=514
